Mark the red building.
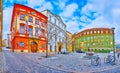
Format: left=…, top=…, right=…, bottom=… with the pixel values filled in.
left=10, top=4, right=48, bottom=53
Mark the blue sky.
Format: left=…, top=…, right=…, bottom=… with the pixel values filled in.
left=3, top=0, right=120, bottom=44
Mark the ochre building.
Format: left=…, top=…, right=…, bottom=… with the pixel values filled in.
left=66, top=31, right=72, bottom=52
left=10, top=4, right=48, bottom=53
left=73, top=28, right=114, bottom=53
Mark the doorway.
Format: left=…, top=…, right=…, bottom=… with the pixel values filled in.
left=31, top=41, right=38, bottom=53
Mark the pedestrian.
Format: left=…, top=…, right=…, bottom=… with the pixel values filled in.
left=117, top=52, right=120, bottom=58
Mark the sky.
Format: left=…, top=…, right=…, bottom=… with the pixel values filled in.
left=3, top=0, right=120, bottom=44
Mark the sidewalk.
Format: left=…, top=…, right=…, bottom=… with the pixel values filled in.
left=0, top=52, right=4, bottom=73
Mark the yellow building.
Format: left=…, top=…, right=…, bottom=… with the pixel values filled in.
left=66, top=31, right=72, bottom=52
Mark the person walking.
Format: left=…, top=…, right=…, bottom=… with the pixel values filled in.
left=117, top=52, right=120, bottom=58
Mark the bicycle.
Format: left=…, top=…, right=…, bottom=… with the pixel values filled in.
left=91, top=55, right=101, bottom=66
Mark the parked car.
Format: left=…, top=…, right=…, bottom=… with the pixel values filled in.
left=76, top=50, right=85, bottom=53
left=6, top=46, right=11, bottom=49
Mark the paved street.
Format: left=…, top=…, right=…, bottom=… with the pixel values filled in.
left=1, top=48, right=120, bottom=73
left=2, top=49, right=69, bottom=73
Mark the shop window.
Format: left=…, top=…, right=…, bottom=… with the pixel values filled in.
left=20, top=42, right=24, bottom=47
left=20, top=26, right=24, bottom=34
left=20, top=14, right=25, bottom=20
left=35, top=19, right=39, bottom=24
left=29, top=16, right=33, bottom=22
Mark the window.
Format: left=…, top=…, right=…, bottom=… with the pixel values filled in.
left=55, top=19, right=56, bottom=24
left=41, top=44, right=44, bottom=48
left=29, top=16, right=33, bottom=22
left=101, top=30, right=103, bottom=33
left=87, top=32, right=89, bottom=34
left=106, top=30, right=108, bottom=33
left=35, top=28, right=38, bottom=37
left=110, top=30, right=113, bottom=34
left=91, top=31, right=92, bottom=34
left=41, top=22, right=44, bottom=27
left=35, top=19, right=39, bottom=24
left=41, top=30, right=44, bottom=38
left=49, top=15, right=51, bottom=21
left=20, top=26, right=24, bottom=34
left=110, top=42, right=112, bottom=45
left=94, top=30, right=96, bottom=33
left=98, top=30, right=100, bottom=33
left=28, top=28, right=32, bottom=36
left=20, top=42, right=24, bottom=47
left=20, top=14, right=25, bottom=20
left=84, top=32, right=86, bottom=35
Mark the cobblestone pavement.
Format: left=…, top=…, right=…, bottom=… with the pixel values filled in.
left=3, top=50, right=69, bottom=73
left=2, top=48, right=120, bottom=73
left=22, top=52, right=120, bottom=73
left=0, top=52, right=4, bottom=73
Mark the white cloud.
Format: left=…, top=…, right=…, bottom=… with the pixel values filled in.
left=27, top=0, right=44, bottom=7
left=35, top=2, right=53, bottom=12
left=53, top=0, right=68, bottom=9
left=65, top=20, right=79, bottom=34
left=60, top=3, right=78, bottom=17
left=112, top=8, right=120, bottom=17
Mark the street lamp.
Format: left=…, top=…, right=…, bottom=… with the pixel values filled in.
left=111, top=27, right=115, bottom=64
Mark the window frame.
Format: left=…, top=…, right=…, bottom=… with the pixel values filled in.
left=20, top=14, right=25, bottom=20
left=20, top=25, right=25, bottom=34
left=29, top=16, right=33, bottom=23
left=35, top=18, right=39, bottom=24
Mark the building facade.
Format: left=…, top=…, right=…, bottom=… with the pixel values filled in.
left=7, top=33, right=11, bottom=48
left=0, top=0, right=2, bottom=52
left=41, top=10, right=66, bottom=53
left=10, top=4, right=48, bottom=53
left=66, top=31, right=72, bottom=52
left=73, top=28, right=114, bottom=53
left=2, top=39, right=7, bottom=47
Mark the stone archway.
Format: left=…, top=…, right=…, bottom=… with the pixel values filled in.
left=31, top=41, right=38, bottom=53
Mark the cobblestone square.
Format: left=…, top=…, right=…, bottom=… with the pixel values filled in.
left=1, top=48, right=120, bottom=73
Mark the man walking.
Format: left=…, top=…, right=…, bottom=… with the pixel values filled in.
left=117, top=52, right=120, bottom=58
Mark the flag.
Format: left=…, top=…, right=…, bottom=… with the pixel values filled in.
left=25, top=15, right=29, bottom=32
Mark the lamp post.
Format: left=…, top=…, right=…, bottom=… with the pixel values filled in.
left=111, top=27, right=115, bottom=64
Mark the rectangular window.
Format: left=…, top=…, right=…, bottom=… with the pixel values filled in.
left=20, top=26, right=24, bottom=34
left=41, top=44, right=44, bottom=48
left=94, top=30, right=96, bottom=33
left=29, top=16, right=33, bottom=22
left=20, top=14, right=25, bottom=20
left=35, top=19, right=39, bottom=24
left=98, top=30, right=100, bottom=33
left=28, top=28, right=32, bottom=36
left=41, top=22, right=44, bottom=27
left=106, top=30, right=108, bottom=33
left=41, top=29, right=44, bottom=38
left=35, top=28, right=38, bottom=37
left=20, top=42, right=24, bottom=47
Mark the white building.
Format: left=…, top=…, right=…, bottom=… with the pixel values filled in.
left=41, top=10, right=66, bottom=52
